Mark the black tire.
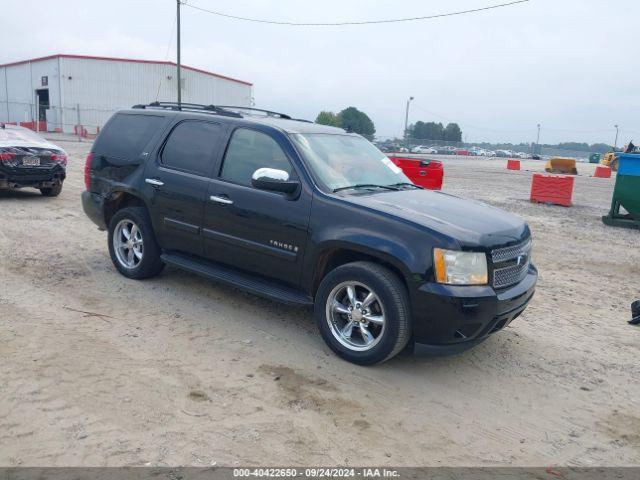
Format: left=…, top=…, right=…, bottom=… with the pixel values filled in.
left=107, top=206, right=164, bottom=279
left=40, top=182, right=63, bottom=197
left=314, top=261, right=411, bottom=365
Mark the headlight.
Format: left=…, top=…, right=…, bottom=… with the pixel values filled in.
left=433, top=248, right=488, bottom=285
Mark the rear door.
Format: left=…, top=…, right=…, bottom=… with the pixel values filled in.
left=144, top=120, right=225, bottom=256
left=201, top=127, right=312, bottom=287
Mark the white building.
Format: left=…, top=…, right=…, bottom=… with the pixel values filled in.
left=0, top=54, right=253, bottom=135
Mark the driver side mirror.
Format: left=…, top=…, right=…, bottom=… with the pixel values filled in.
left=251, top=168, right=299, bottom=195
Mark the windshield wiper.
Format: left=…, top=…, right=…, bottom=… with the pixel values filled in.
left=387, top=182, right=423, bottom=190
left=333, top=184, right=400, bottom=193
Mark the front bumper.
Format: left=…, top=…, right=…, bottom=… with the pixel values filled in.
left=411, top=265, right=537, bottom=352
left=0, top=165, right=66, bottom=189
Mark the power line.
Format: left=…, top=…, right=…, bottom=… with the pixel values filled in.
left=156, top=15, right=177, bottom=101
left=182, top=0, right=530, bottom=26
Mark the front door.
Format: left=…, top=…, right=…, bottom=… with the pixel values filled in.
left=202, top=127, right=311, bottom=287
left=144, top=120, right=224, bottom=256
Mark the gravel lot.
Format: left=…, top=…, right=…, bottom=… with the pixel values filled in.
left=1, top=141, right=639, bottom=467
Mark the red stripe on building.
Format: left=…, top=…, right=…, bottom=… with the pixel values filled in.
left=0, top=53, right=252, bottom=86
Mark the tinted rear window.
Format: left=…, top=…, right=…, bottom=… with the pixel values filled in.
left=94, top=113, right=165, bottom=160
left=161, top=121, right=222, bottom=176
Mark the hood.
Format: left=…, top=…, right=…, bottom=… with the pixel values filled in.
left=337, top=189, right=528, bottom=248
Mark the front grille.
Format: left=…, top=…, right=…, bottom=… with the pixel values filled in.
left=491, top=238, right=531, bottom=289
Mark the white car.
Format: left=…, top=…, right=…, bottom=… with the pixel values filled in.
left=413, top=146, right=437, bottom=154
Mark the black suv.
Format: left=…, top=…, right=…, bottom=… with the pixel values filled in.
left=82, top=103, right=537, bottom=365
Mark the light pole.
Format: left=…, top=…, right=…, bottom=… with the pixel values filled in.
left=614, top=124, right=619, bottom=150
left=404, top=96, right=414, bottom=144
left=535, top=123, right=540, bottom=154
left=176, top=0, right=182, bottom=109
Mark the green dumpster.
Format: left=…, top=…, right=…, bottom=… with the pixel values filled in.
left=589, top=153, right=601, bottom=164
left=602, top=153, right=640, bottom=229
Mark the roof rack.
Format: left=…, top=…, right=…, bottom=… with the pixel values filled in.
left=216, top=106, right=293, bottom=120
left=131, top=102, right=314, bottom=124
left=132, top=102, right=242, bottom=118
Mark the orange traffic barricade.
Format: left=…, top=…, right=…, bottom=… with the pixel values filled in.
left=507, top=159, right=520, bottom=170
left=530, top=173, right=574, bottom=207
left=594, top=165, right=612, bottom=178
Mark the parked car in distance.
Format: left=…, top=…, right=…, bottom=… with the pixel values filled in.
left=412, top=145, right=437, bottom=154
left=437, top=146, right=456, bottom=155
left=82, top=102, right=537, bottom=365
left=454, top=148, right=470, bottom=156
left=0, top=124, right=67, bottom=196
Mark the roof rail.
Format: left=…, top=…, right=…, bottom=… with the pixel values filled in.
left=132, top=102, right=242, bottom=118
left=216, top=106, right=293, bottom=120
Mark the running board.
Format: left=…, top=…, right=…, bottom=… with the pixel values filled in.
left=161, top=253, right=313, bottom=306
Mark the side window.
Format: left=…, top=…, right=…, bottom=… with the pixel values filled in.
left=94, top=113, right=165, bottom=160
left=220, top=128, right=292, bottom=187
left=161, top=121, right=221, bottom=176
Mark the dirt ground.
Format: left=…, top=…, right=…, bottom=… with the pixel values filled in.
left=1, top=141, right=639, bottom=467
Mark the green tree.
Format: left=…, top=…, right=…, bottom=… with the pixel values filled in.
left=558, top=142, right=590, bottom=151
left=337, top=107, right=376, bottom=140
left=444, top=123, right=462, bottom=142
left=409, top=121, right=444, bottom=141
left=315, top=111, right=340, bottom=127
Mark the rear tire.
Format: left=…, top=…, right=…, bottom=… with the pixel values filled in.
left=108, top=206, right=164, bottom=279
left=40, top=182, right=63, bottom=197
left=314, top=261, right=411, bottom=365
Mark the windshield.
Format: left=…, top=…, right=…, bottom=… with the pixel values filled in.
left=290, top=133, right=411, bottom=192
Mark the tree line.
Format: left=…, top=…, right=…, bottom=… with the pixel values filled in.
left=407, top=121, right=462, bottom=142
left=314, top=111, right=613, bottom=153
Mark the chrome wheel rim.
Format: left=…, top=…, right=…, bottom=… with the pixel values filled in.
left=113, top=219, right=143, bottom=269
left=326, top=281, right=386, bottom=352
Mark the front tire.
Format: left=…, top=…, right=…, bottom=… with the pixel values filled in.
left=314, top=261, right=411, bottom=365
left=108, top=206, right=164, bottom=279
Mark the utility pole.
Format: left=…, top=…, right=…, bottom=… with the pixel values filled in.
left=403, top=96, right=414, bottom=144
left=176, top=0, right=182, bottom=109
left=535, top=123, right=540, bottom=154
left=614, top=124, right=619, bottom=150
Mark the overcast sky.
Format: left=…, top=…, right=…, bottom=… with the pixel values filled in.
left=2, top=0, right=638, bottom=144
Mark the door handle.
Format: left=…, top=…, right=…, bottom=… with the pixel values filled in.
left=210, top=195, right=234, bottom=205
left=145, top=178, right=164, bottom=187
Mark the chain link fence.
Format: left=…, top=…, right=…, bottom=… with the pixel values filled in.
left=2, top=101, right=116, bottom=140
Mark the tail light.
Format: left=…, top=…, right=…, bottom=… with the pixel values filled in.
left=0, top=148, right=16, bottom=162
left=51, top=152, right=68, bottom=166
left=84, top=152, right=93, bottom=190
